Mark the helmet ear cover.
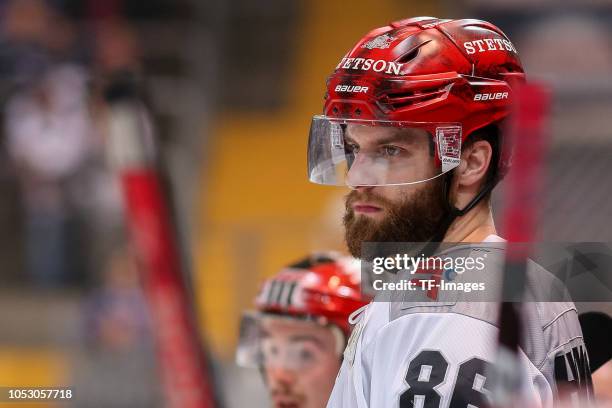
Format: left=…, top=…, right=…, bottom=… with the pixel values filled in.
left=422, top=122, right=504, bottom=252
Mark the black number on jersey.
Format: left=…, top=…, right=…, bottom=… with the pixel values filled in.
left=554, top=344, right=593, bottom=403
left=399, top=350, right=448, bottom=408
left=399, top=351, right=492, bottom=408
left=449, top=358, right=493, bottom=408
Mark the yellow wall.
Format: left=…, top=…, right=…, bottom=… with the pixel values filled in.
left=0, top=347, right=69, bottom=408
left=195, top=0, right=442, bottom=358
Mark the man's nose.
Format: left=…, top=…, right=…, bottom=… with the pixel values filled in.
left=268, top=364, right=298, bottom=386
left=351, top=184, right=375, bottom=194
left=346, top=154, right=380, bottom=188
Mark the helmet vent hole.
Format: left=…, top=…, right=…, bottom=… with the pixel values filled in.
left=398, top=48, right=420, bottom=64
left=424, top=86, right=441, bottom=94
left=355, top=108, right=362, bottom=116
left=388, top=90, right=415, bottom=98
left=385, top=84, right=449, bottom=109
left=332, top=107, right=339, bottom=114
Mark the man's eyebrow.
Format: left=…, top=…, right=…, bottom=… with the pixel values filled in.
left=345, top=129, right=421, bottom=146
left=374, top=131, right=412, bottom=146
left=289, top=334, right=326, bottom=349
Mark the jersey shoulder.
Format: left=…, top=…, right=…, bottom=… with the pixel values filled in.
left=388, top=244, right=583, bottom=371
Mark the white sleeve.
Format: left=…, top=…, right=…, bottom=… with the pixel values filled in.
left=361, top=313, right=553, bottom=408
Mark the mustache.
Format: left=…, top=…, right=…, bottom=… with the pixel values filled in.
left=345, top=190, right=394, bottom=210
left=270, top=382, right=300, bottom=397
left=269, top=387, right=305, bottom=403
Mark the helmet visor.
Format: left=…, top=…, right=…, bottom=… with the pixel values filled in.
left=307, top=115, right=462, bottom=187
left=236, top=312, right=344, bottom=370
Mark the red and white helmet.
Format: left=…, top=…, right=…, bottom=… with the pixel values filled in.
left=254, top=253, right=368, bottom=335
left=307, top=17, right=525, bottom=188
left=236, top=253, right=371, bottom=368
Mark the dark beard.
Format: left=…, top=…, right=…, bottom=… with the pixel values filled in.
left=343, top=179, right=447, bottom=260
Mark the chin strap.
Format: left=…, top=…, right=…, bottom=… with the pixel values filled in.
left=422, top=172, right=497, bottom=256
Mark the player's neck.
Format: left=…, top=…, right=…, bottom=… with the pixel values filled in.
left=443, top=199, right=496, bottom=243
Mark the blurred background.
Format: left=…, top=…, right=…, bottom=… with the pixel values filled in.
left=0, top=0, right=610, bottom=407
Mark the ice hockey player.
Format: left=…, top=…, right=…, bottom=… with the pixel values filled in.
left=237, top=253, right=370, bottom=408
left=306, top=16, right=593, bottom=408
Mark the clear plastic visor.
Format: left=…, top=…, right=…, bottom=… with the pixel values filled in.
left=236, top=312, right=344, bottom=370
left=307, top=115, right=462, bottom=187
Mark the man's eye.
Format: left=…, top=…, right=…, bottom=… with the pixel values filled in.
left=262, top=343, right=279, bottom=358
left=298, top=349, right=315, bottom=362
left=382, top=145, right=403, bottom=157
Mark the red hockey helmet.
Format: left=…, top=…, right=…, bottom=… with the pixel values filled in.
left=254, top=253, right=368, bottom=335
left=236, top=253, right=370, bottom=368
left=307, top=17, right=525, bottom=187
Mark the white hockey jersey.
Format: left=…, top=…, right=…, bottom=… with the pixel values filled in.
left=327, top=236, right=593, bottom=408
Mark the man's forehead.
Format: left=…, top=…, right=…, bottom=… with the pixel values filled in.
left=261, top=317, right=329, bottom=337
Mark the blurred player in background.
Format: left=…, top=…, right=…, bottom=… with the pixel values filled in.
left=307, top=17, right=594, bottom=407
left=236, top=253, right=370, bottom=408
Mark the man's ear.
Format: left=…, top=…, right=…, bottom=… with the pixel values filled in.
left=455, top=140, right=493, bottom=190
